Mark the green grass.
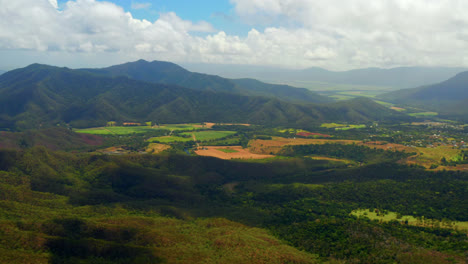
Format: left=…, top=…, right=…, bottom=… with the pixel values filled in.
left=217, top=148, right=239, bottom=153
left=409, top=112, right=438, bottom=117
left=148, top=136, right=193, bottom=143
left=351, top=209, right=468, bottom=231
left=373, top=100, right=393, bottom=107
left=321, top=123, right=366, bottom=130
left=158, top=124, right=204, bottom=131
left=75, top=124, right=206, bottom=135
left=182, top=131, right=236, bottom=141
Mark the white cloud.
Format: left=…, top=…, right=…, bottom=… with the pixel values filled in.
left=48, top=0, right=58, bottom=9
left=131, top=2, right=151, bottom=10
left=1, top=0, right=468, bottom=70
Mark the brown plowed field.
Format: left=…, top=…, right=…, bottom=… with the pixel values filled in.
left=195, top=146, right=273, bottom=160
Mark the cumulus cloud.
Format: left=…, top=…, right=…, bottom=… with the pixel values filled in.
left=1, top=0, right=468, bottom=70
left=48, top=0, right=58, bottom=9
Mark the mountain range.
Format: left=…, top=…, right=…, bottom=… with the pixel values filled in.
left=82, top=60, right=331, bottom=104
left=182, top=63, right=466, bottom=89
left=0, top=62, right=408, bottom=130
left=379, top=71, right=468, bottom=117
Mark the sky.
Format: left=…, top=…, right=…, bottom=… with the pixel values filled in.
left=1, top=0, right=468, bottom=70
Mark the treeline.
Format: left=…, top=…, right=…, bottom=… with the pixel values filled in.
left=280, top=143, right=413, bottom=163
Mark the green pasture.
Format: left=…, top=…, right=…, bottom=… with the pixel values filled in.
left=75, top=126, right=154, bottom=135
left=321, top=123, right=366, bottom=130
left=148, top=136, right=193, bottom=143
left=409, top=112, right=438, bottom=117
left=75, top=123, right=206, bottom=135
left=217, top=148, right=239, bottom=153
left=182, top=131, right=236, bottom=141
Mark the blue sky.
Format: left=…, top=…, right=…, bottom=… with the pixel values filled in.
left=57, top=0, right=253, bottom=36
left=1, top=0, right=468, bottom=70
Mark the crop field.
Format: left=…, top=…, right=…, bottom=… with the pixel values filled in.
left=148, top=136, right=193, bottom=143
left=75, top=123, right=207, bottom=135
left=195, top=146, right=274, bottom=160
left=75, top=126, right=155, bottom=135
left=158, top=123, right=205, bottom=131
left=182, top=131, right=236, bottom=141
left=408, top=112, right=438, bottom=117
left=320, top=123, right=366, bottom=130
left=352, top=209, right=468, bottom=231
left=217, top=148, right=239, bottom=153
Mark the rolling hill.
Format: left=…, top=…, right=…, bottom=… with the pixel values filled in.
left=182, top=63, right=466, bottom=89
left=0, top=63, right=409, bottom=130
left=82, top=60, right=331, bottom=103
left=379, top=71, right=468, bottom=116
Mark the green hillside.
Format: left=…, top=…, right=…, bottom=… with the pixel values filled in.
left=379, top=71, right=468, bottom=117
left=82, top=60, right=332, bottom=103
left=0, top=64, right=409, bottom=130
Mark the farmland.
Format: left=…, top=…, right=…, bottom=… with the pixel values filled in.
left=183, top=131, right=237, bottom=141
left=195, top=146, right=274, bottom=160
left=75, top=126, right=155, bottom=135
left=320, top=123, right=366, bottom=130
left=409, top=112, right=439, bottom=117
left=75, top=123, right=206, bottom=135
left=249, top=137, right=361, bottom=155
left=148, top=136, right=193, bottom=143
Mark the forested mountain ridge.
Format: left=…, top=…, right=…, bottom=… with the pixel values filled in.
left=81, top=59, right=332, bottom=103
left=379, top=71, right=468, bottom=115
left=0, top=64, right=409, bottom=130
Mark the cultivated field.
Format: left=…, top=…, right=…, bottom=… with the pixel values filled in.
left=182, top=131, right=236, bottom=141
left=408, top=112, right=438, bottom=117
left=76, top=126, right=155, bottom=135
left=148, top=136, right=193, bottom=143
left=75, top=123, right=206, bottom=135
left=320, top=123, right=366, bottom=130
left=195, top=146, right=274, bottom=160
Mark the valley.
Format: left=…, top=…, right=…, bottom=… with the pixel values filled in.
left=0, top=61, right=467, bottom=264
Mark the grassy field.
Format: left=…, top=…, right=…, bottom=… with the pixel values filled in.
left=321, top=123, right=366, bottom=130
left=409, top=112, right=438, bottom=117
left=148, top=136, right=193, bottom=143
left=217, top=148, right=239, bottom=153
left=352, top=209, right=468, bottom=231
left=76, top=126, right=155, bottom=135
left=158, top=124, right=205, bottom=131
left=183, top=131, right=236, bottom=141
left=75, top=124, right=206, bottom=135
left=145, top=143, right=171, bottom=153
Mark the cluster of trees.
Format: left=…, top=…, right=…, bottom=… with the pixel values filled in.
left=280, top=143, right=413, bottom=163
left=0, top=147, right=466, bottom=263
